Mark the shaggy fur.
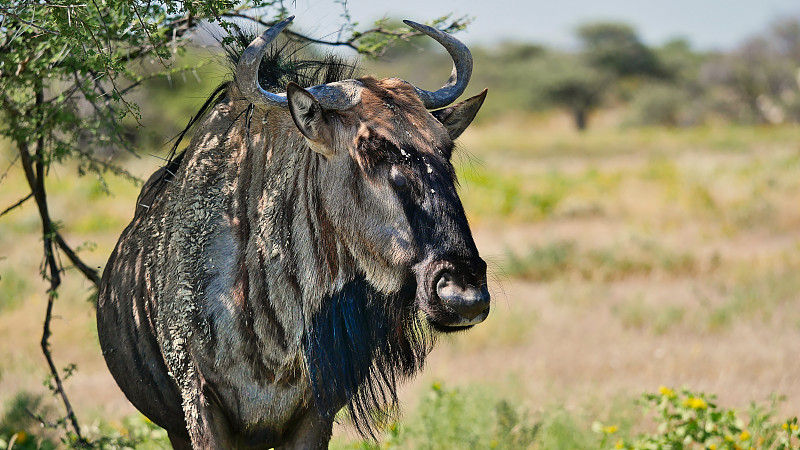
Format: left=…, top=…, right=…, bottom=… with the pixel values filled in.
left=97, top=29, right=487, bottom=449
left=304, top=278, right=431, bottom=436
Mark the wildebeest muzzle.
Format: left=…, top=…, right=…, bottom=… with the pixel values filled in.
left=416, top=256, right=490, bottom=330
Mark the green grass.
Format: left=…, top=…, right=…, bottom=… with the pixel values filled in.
left=330, top=382, right=596, bottom=450
left=0, top=268, right=29, bottom=312
left=457, top=166, right=568, bottom=223
left=457, top=122, right=800, bottom=241
left=503, top=239, right=698, bottom=282
left=614, top=295, right=687, bottom=334
left=461, top=121, right=800, bottom=159
left=707, top=255, right=800, bottom=332
left=456, top=162, right=622, bottom=224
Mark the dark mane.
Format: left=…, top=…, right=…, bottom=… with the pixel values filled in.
left=225, top=28, right=361, bottom=94
left=305, top=279, right=433, bottom=439
left=150, top=28, right=360, bottom=194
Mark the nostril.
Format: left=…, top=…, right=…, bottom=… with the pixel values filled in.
left=435, top=272, right=452, bottom=291
left=435, top=272, right=491, bottom=320
left=435, top=272, right=457, bottom=302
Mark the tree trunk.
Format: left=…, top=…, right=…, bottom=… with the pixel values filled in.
left=573, top=108, right=588, bottom=131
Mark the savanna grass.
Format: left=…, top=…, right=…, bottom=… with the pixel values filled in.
left=503, top=239, right=698, bottom=282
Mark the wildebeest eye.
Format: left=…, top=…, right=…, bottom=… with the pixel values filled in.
left=389, top=166, right=409, bottom=191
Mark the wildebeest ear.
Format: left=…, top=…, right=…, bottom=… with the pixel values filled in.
left=287, top=82, right=333, bottom=155
left=430, top=88, right=488, bottom=140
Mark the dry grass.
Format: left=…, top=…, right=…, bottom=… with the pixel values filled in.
left=2, top=116, right=800, bottom=437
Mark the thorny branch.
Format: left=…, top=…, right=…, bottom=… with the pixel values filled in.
left=0, top=192, right=33, bottom=218
left=80, top=70, right=140, bottom=157
left=55, top=232, right=101, bottom=286
left=223, top=12, right=471, bottom=56
left=0, top=5, right=60, bottom=35
left=14, top=84, right=87, bottom=444
left=130, top=0, right=169, bottom=68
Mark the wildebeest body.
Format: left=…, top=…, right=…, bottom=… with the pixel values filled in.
left=102, top=103, right=338, bottom=445
left=98, top=18, right=489, bottom=449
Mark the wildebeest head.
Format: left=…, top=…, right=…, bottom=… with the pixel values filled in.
left=236, top=17, right=490, bottom=332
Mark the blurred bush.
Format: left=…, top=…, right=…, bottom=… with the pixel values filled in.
left=0, top=390, right=170, bottom=449
left=0, top=392, right=58, bottom=450
left=624, top=82, right=696, bottom=127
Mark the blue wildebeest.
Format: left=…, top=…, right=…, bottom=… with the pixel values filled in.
left=97, top=16, right=489, bottom=449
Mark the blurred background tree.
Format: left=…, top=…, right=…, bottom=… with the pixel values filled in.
left=537, top=54, right=610, bottom=131
left=577, top=22, right=665, bottom=79
left=700, top=18, right=800, bottom=124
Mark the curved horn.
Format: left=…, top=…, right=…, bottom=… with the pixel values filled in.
left=403, top=20, right=473, bottom=110
left=236, top=16, right=362, bottom=110
left=236, top=16, right=294, bottom=108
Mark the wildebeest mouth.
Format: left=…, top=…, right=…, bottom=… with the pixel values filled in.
left=415, top=259, right=491, bottom=332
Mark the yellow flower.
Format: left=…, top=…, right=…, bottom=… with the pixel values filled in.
left=603, top=425, right=619, bottom=434
left=783, top=423, right=789, bottom=430
left=683, top=396, right=708, bottom=409
left=725, top=435, right=734, bottom=442
left=614, top=439, right=624, bottom=449
left=709, top=445, right=717, bottom=450
left=740, top=430, right=750, bottom=441
left=792, top=424, right=799, bottom=431
left=658, top=386, right=675, bottom=397
left=15, top=431, right=28, bottom=444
